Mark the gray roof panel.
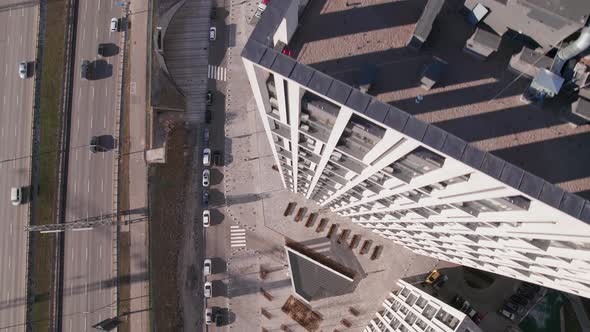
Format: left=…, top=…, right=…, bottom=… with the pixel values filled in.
left=259, top=47, right=279, bottom=69
left=271, top=53, right=296, bottom=78
left=580, top=201, right=590, bottom=224
left=480, top=153, right=505, bottom=179
left=440, top=134, right=467, bottom=160
left=422, top=125, right=448, bottom=150
left=383, top=107, right=410, bottom=131
left=241, top=39, right=267, bottom=63
left=308, top=71, right=334, bottom=96
left=290, top=63, right=315, bottom=86
left=402, top=117, right=428, bottom=141
left=461, top=144, right=486, bottom=169
left=500, top=162, right=524, bottom=188
left=346, top=89, right=372, bottom=114
left=365, top=100, right=390, bottom=122
left=539, top=182, right=565, bottom=209
left=327, top=80, right=352, bottom=105
left=559, top=192, right=585, bottom=218
left=519, top=172, right=544, bottom=198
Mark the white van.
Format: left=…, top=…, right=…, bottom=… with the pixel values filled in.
left=11, top=187, right=22, bottom=206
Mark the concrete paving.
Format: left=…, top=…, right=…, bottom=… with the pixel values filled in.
left=125, top=0, right=150, bottom=329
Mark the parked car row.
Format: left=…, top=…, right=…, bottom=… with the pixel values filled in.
left=499, top=282, right=541, bottom=321
left=451, top=295, right=482, bottom=325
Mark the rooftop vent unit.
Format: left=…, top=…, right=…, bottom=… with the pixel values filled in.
left=525, top=68, right=565, bottom=100
left=464, top=27, right=501, bottom=60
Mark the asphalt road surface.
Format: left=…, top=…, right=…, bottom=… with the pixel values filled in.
left=0, top=2, right=38, bottom=330
left=61, top=0, right=123, bottom=330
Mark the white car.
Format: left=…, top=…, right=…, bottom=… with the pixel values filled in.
left=203, top=148, right=211, bottom=166
left=18, top=62, right=27, bottom=79
left=202, top=169, right=210, bottom=187
left=204, top=258, right=212, bottom=276
left=205, top=308, right=213, bottom=324
left=203, top=209, right=210, bottom=227
left=110, top=18, right=119, bottom=32
left=204, top=281, right=212, bottom=298
left=209, top=27, right=216, bottom=41
left=11, top=187, right=22, bottom=206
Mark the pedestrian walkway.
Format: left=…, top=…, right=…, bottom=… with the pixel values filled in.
left=208, top=64, right=227, bottom=81
left=230, top=225, right=246, bottom=248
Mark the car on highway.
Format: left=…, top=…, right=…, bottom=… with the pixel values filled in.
left=81, top=60, right=91, bottom=80
left=204, top=281, right=212, bottom=298
left=89, top=136, right=100, bottom=153
left=11, top=187, right=23, bottom=206
left=203, top=209, right=210, bottom=227
left=202, top=190, right=209, bottom=206
left=203, top=169, right=210, bottom=187
left=206, top=91, right=213, bottom=105
left=203, top=148, right=211, bottom=166
left=205, top=109, right=212, bottom=123
left=18, top=62, right=27, bottom=79
left=204, top=258, right=212, bottom=275
left=110, top=18, right=119, bottom=32
left=205, top=308, right=213, bottom=324
left=209, top=26, right=216, bottom=41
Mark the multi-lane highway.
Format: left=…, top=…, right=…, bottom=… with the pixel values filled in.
left=61, top=0, right=123, bottom=330
left=0, top=2, right=38, bottom=329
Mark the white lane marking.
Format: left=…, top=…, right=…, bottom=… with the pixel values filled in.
left=22, top=7, right=24, bottom=16
left=111, top=0, right=113, bottom=9
left=69, top=319, right=72, bottom=332
left=8, top=9, right=10, bottom=16
left=105, top=86, right=107, bottom=96
left=4, top=63, right=6, bottom=78
left=16, top=95, right=19, bottom=106
left=71, top=247, right=74, bottom=261
left=6, top=291, right=9, bottom=302
left=10, top=224, right=13, bottom=235
left=87, top=179, right=90, bottom=193
left=3, top=95, right=5, bottom=105
left=77, top=118, right=80, bottom=133
left=76, top=149, right=78, bottom=161
left=96, top=27, right=98, bottom=40
left=74, top=181, right=77, bottom=194
left=99, top=245, right=102, bottom=260
left=90, top=114, right=93, bottom=129
left=98, top=0, right=101, bottom=10
left=85, top=0, right=87, bottom=11
left=85, top=247, right=88, bottom=261
left=103, top=115, right=106, bottom=129
left=14, top=126, right=17, bottom=137
left=101, top=179, right=104, bottom=193
left=231, top=243, right=246, bottom=247
left=20, top=35, right=22, bottom=44
left=6, top=35, right=9, bottom=45
left=8, top=256, right=11, bottom=270
left=82, top=27, right=86, bottom=42
left=91, top=86, right=94, bottom=99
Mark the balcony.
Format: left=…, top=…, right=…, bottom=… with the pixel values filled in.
left=298, top=146, right=322, bottom=164
left=270, top=120, right=291, bottom=139
left=385, top=147, right=445, bottom=183
left=336, top=114, right=385, bottom=161
left=331, top=150, right=366, bottom=174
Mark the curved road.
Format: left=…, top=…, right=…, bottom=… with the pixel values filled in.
left=0, top=2, right=38, bottom=330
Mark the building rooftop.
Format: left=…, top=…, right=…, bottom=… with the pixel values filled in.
left=288, top=0, right=590, bottom=199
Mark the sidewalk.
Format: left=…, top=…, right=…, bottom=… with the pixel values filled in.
left=124, top=0, right=149, bottom=330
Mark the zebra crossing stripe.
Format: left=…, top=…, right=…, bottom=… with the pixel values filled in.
left=207, top=65, right=227, bottom=81
left=231, top=243, right=246, bottom=247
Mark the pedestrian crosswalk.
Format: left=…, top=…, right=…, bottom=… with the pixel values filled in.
left=230, top=225, right=246, bottom=248
left=208, top=65, right=227, bottom=81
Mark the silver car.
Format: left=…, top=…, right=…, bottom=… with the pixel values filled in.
left=204, top=281, right=212, bottom=298
left=18, top=62, right=27, bottom=79
left=202, top=169, right=210, bottom=187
